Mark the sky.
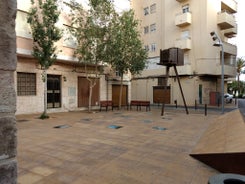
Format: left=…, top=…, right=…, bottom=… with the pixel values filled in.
left=77, top=0, right=130, bottom=12
left=230, top=0, right=245, bottom=58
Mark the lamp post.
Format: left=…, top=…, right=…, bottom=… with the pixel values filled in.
left=210, top=31, right=224, bottom=114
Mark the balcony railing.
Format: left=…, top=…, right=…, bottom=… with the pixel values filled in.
left=175, top=12, right=192, bottom=27
left=175, top=37, right=191, bottom=50
left=196, top=59, right=236, bottom=77
left=223, top=24, right=237, bottom=38
left=217, top=11, right=236, bottom=30
left=221, top=0, right=237, bottom=13
left=223, top=42, right=237, bottom=55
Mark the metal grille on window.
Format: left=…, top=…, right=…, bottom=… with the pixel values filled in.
left=17, top=72, right=36, bottom=96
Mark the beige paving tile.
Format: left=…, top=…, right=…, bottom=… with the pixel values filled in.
left=18, top=172, right=43, bottom=184
left=17, top=108, right=227, bottom=184
left=31, top=166, right=55, bottom=176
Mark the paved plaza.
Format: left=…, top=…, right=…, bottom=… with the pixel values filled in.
left=17, top=107, right=222, bottom=184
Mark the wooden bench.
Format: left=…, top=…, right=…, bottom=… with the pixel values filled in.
left=100, top=100, right=113, bottom=111
left=130, top=100, right=150, bottom=111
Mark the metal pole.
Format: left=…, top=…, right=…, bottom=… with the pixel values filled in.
left=221, top=45, right=224, bottom=114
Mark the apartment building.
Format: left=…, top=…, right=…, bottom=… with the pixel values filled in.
left=15, top=0, right=131, bottom=114
left=131, top=0, right=237, bottom=106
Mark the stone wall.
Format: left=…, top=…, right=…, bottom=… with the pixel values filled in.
left=0, top=0, right=17, bottom=183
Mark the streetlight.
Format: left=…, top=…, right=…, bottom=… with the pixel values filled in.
left=210, top=31, right=224, bottom=114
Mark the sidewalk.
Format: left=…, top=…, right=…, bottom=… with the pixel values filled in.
left=17, top=107, right=222, bottom=184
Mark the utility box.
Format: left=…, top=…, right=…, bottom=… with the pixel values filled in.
left=158, top=47, right=184, bottom=66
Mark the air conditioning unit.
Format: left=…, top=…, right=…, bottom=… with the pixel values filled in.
left=158, top=47, right=184, bottom=66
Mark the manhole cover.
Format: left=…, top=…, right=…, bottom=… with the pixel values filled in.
left=54, top=125, right=71, bottom=129
left=152, top=126, right=167, bottom=131
left=108, top=125, right=123, bottom=129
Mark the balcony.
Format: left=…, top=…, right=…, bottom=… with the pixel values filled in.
left=175, top=37, right=191, bottom=50
left=217, top=11, right=236, bottom=30
left=175, top=12, right=192, bottom=27
left=223, top=24, right=237, bottom=38
left=221, top=0, right=237, bottom=13
left=196, top=59, right=236, bottom=77
left=223, top=42, right=237, bottom=55
left=175, top=65, right=193, bottom=76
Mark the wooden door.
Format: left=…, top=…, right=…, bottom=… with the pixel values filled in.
left=153, top=86, right=170, bottom=104
left=78, top=77, right=100, bottom=107
left=112, top=85, right=128, bottom=107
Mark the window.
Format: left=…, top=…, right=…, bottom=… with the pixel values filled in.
left=144, top=7, right=149, bottom=15
left=181, top=30, right=190, bottom=39
left=182, top=4, right=190, bottom=13
left=150, top=4, right=156, bottom=14
left=150, top=23, right=156, bottom=32
left=150, top=43, right=156, bottom=52
left=63, top=24, right=77, bottom=48
left=158, top=77, right=167, bottom=86
left=144, top=26, right=149, bottom=34
left=16, top=11, right=32, bottom=38
left=144, top=45, right=149, bottom=51
left=115, top=71, right=122, bottom=77
left=17, top=72, right=36, bottom=96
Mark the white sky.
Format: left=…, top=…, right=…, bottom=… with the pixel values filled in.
left=230, top=0, right=245, bottom=58
left=77, top=0, right=130, bottom=12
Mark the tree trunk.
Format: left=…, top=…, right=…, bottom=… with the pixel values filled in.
left=88, top=81, right=93, bottom=112
left=42, top=69, right=48, bottom=118
left=119, top=75, right=123, bottom=109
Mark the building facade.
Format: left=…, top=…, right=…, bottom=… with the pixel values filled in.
left=131, top=0, right=237, bottom=106
left=15, top=0, right=131, bottom=115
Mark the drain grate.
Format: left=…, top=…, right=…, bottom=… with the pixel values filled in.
left=162, top=117, right=172, bottom=120
left=152, top=126, right=167, bottom=131
left=17, top=119, right=29, bottom=122
left=121, top=115, right=130, bottom=118
left=108, top=125, right=123, bottom=129
left=54, top=125, right=71, bottom=129
left=142, top=120, right=152, bottom=123
left=81, top=118, right=92, bottom=121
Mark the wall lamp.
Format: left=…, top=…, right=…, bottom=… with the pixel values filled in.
left=210, top=31, right=224, bottom=114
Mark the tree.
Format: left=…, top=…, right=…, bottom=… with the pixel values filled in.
left=108, top=10, right=148, bottom=108
left=68, top=0, right=116, bottom=112
left=27, top=0, right=62, bottom=119
left=228, top=80, right=245, bottom=97
left=236, top=57, right=245, bottom=97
